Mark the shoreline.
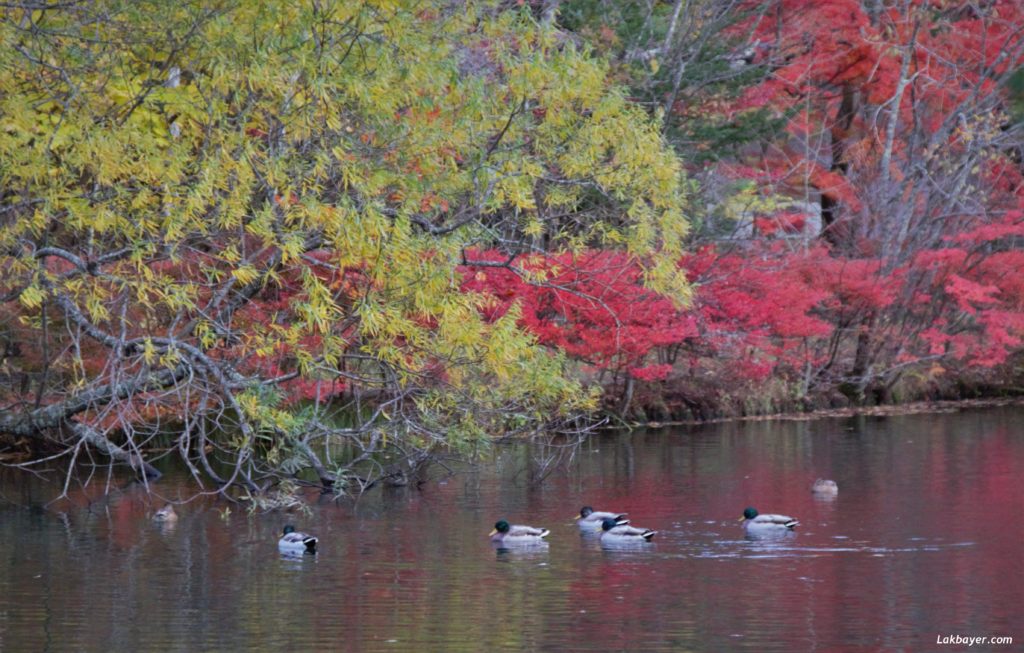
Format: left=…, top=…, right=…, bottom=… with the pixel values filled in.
left=622, top=396, right=1024, bottom=430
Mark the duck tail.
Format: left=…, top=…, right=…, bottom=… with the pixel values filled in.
left=615, top=518, right=630, bottom=526
left=304, top=537, right=318, bottom=553
left=785, top=520, right=799, bottom=529
left=642, top=530, right=656, bottom=541
left=539, top=529, right=551, bottom=538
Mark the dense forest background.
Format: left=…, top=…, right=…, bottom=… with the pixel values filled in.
left=1, top=0, right=1022, bottom=497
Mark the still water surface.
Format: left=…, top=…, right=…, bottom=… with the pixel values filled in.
left=1, top=407, right=1022, bottom=651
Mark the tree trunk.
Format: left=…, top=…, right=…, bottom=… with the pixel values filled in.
left=821, top=83, right=857, bottom=251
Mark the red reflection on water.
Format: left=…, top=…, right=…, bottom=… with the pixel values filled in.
left=1, top=409, right=1023, bottom=651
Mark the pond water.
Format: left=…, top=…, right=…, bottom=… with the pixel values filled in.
left=1, top=406, right=1022, bottom=651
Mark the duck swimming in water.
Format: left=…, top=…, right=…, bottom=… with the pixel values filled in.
left=575, top=506, right=629, bottom=531
left=811, top=479, right=839, bottom=495
left=599, top=517, right=656, bottom=543
left=278, top=525, right=318, bottom=554
left=489, top=520, right=549, bottom=545
left=740, top=507, right=798, bottom=533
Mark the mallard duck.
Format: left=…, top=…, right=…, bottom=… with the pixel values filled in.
left=575, top=506, right=629, bottom=531
left=740, top=507, right=798, bottom=532
left=600, top=517, right=655, bottom=542
left=489, top=520, right=549, bottom=545
left=278, top=525, right=318, bottom=554
left=811, top=479, right=838, bottom=495
left=153, top=505, right=178, bottom=523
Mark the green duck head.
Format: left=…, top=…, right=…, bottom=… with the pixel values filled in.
left=579, top=506, right=594, bottom=518
left=490, top=520, right=510, bottom=536
left=601, top=518, right=619, bottom=531
left=741, top=507, right=758, bottom=521
left=282, top=525, right=296, bottom=535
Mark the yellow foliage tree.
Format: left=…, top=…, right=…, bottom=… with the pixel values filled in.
left=0, top=0, right=688, bottom=496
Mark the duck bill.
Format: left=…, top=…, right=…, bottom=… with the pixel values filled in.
left=488, top=529, right=497, bottom=536
left=738, top=516, right=746, bottom=521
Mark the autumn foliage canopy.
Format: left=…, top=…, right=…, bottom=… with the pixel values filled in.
left=0, top=0, right=1022, bottom=495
